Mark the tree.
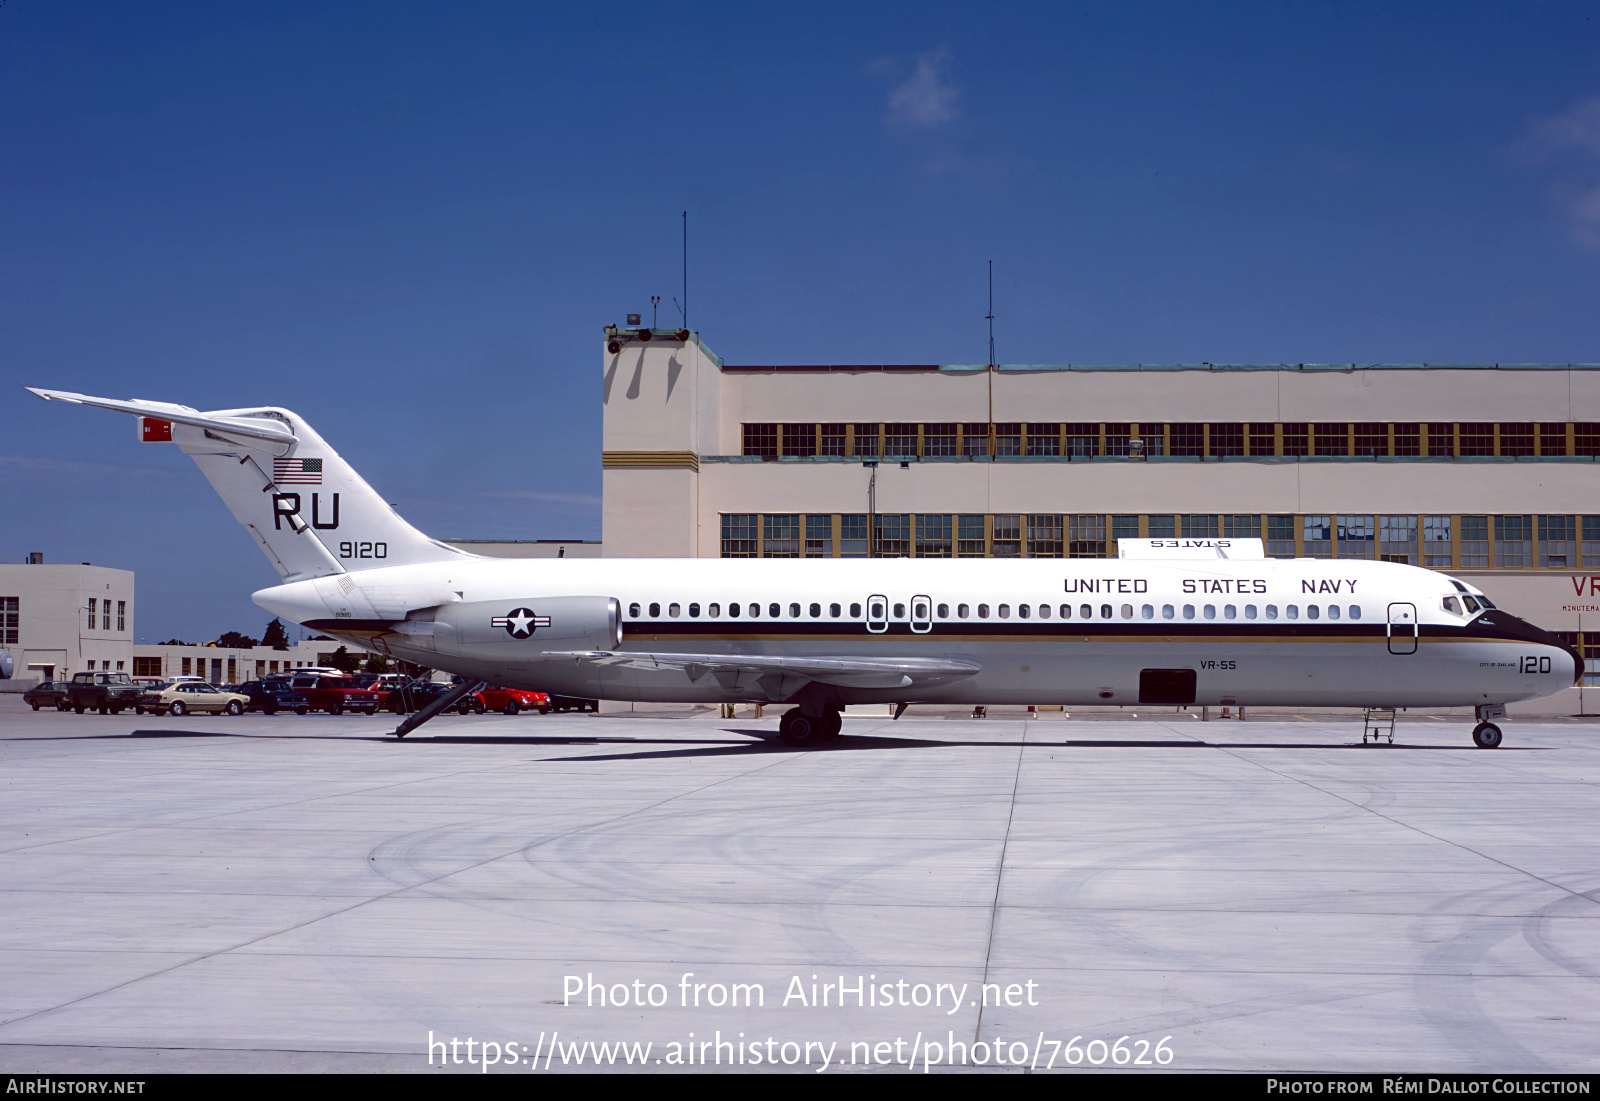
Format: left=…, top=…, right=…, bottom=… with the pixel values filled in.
left=261, top=619, right=290, bottom=651
left=216, top=631, right=258, bottom=650
left=362, top=654, right=391, bottom=673
left=158, top=638, right=192, bottom=646
left=326, top=646, right=362, bottom=674
left=395, top=659, right=430, bottom=679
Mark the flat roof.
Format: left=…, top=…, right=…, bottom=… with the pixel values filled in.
left=721, top=362, right=1600, bottom=373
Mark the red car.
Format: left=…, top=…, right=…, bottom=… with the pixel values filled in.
left=287, top=672, right=382, bottom=715
left=476, top=687, right=550, bottom=715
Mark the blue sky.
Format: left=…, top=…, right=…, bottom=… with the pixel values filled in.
left=4, top=1, right=1600, bottom=642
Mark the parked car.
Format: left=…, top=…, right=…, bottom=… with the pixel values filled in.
left=477, top=686, right=550, bottom=715
left=234, top=679, right=311, bottom=715
left=287, top=672, right=382, bottom=715
left=23, top=680, right=69, bottom=711
left=546, top=695, right=599, bottom=713
left=140, top=681, right=251, bottom=716
left=66, top=671, right=146, bottom=715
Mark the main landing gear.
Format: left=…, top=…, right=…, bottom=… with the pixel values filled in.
left=1472, top=703, right=1506, bottom=749
left=778, top=707, right=842, bottom=747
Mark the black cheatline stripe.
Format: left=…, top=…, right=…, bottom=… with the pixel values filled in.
left=620, top=621, right=1535, bottom=644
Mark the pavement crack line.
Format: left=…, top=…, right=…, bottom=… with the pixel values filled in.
left=0, top=746, right=805, bottom=1033
left=972, top=720, right=1029, bottom=1052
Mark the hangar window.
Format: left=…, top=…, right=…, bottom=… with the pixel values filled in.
left=1314, top=423, right=1349, bottom=456
left=689, top=603, right=701, bottom=618
left=997, top=604, right=1010, bottom=619
left=850, top=603, right=862, bottom=617
left=993, top=424, right=1021, bottom=456
left=820, top=423, right=848, bottom=456
left=831, top=603, right=842, bottom=617
left=1142, top=604, right=1154, bottom=619
left=809, top=603, right=821, bottom=618
left=1080, top=604, right=1092, bottom=619
left=769, top=603, right=781, bottom=618
left=1459, top=423, right=1494, bottom=456
left=1281, top=423, right=1309, bottom=456
left=743, top=424, right=778, bottom=459
left=1392, top=423, right=1420, bottom=456
left=1426, top=423, right=1455, bottom=456
left=1209, top=423, right=1244, bottom=456
left=1169, top=423, right=1204, bottom=456
left=649, top=603, right=661, bottom=618
left=957, top=604, right=969, bottom=618
left=884, top=423, right=918, bottom=457
left=669, top=603, right=681, bottom=618
left=1162, top=605, right=1175, bottom=620
left=977, top=604, right=990, bottom=619
left=924, top=423, right=958, bottom=456
left=629, top=603, right=640, bottom=617
left=782, top=423, right=816, bottom=457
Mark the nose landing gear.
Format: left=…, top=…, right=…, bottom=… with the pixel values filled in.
left=1472, top=704, right=1506, bottom=749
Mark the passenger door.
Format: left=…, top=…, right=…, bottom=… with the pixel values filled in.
left=1387, top=602, right=1418, bottom=655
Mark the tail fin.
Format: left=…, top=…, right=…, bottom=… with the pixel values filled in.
left=27, top=388, right=470, bottom=583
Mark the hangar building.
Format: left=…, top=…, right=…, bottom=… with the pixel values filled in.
left=599, top=326, right=1600, bottom=697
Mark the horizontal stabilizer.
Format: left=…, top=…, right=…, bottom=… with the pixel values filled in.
left=543, top=650, right=982, bottom=690
left=25, top=387, right=298, bottom=453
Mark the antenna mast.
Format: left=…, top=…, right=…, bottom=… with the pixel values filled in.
left=987, top=260, right=995, bottom=367
left=682, top=211, right=688, bottom=333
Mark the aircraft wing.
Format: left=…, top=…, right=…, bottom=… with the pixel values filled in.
left=542, top=650, right=982, bottom=693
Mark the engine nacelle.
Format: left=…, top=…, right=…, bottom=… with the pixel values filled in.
left=431, top=595, right=621, bottom=659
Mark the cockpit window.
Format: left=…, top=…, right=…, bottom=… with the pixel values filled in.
left=1450, top=580, right=1469, bottom=593
left=1461, top=595, right=1481, bottom=613
left=1475, top=595, right=1496, bottom=609
left=1442, top=596, right=1462, bottom=615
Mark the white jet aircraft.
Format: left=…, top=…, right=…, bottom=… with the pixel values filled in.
left=27, top=388, right=1581, bottom=748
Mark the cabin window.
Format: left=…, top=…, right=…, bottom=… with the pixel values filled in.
left=1162, top=604, right=1175, bottom=619
left=728, top=602, right=740, bottom=617
left=649, top=603, right=661, bottom=618
left=1349, top=605, right=1361, bottom=619
left=1121, top=604, right=1133, bottom=619
left=1183, top=604, right=1195, bottom=619
left=1265, top=604, right=1278, bottom=619
left=1306, top=604, right=1319, bottom=620
left=870, top=601, right=884, bottom=619
left=1142, top=604, right=1154, bottom=619
left=689, top=603, right=701, bottom=618
left=770, top=603, right=781, bottom=618
left=1224, top=604, right=1237, bottom=619
left=1327, top=604, right=1339, bottom=620
left=1442, top=596, right=1461, bottom=615
left=893, top=603, right=905, bottom=618
left=1286, top=604, right=1299, bottom=619
left=749, top=603, right=761, bottom=617
left=1018, top=604, right=1031, bottom=619
left=1039, top=604, right=1050, bottom=618
left=998, top=604, right=1011, bottom=619
left=789, top=603, right=801, bottom=618
left=1061, top=604, right=1073, bottom=619
left=709, top=603, right=720, bottom=617
left=1080, top=604, right=1092, bottom=619
left=831, top=603, right=842, bottom=617
left=1203, top=604, right=1216, bottom=619
left=1101, top=604, right=1113, bottom=619
left=809, top=603, right=821, bottom=618
left=1245, top=604, right=1257, bottom=619
left=669, top=603, right=681, bottom=617
left=978, top=604, right=990, bottom=618
left=958, top=603, right=970, bottom=618
left=851, top=602, right=862, bottom=617
left=936, top=603, right=948, bottom=617
left=629, top=602, right=640, bottom=617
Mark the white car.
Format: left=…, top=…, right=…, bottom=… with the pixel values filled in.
left=141, top=681, right=250, bottom=716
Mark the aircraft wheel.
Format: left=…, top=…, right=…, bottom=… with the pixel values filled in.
left=779, top=708, right=827, bottom=747
left=1472, top=722, right=1503, bottom=749
left=170, top=701, right=187, bottom=716
left=225, top=701, right=243, bottom=716
left=823, top=711, right=843, bottom=740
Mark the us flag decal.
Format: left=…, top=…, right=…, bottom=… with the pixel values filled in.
left=273, top=457, right=323, bottom=484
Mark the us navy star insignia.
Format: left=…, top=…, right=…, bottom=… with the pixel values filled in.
left=490, top=608, right=551, bottom=639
